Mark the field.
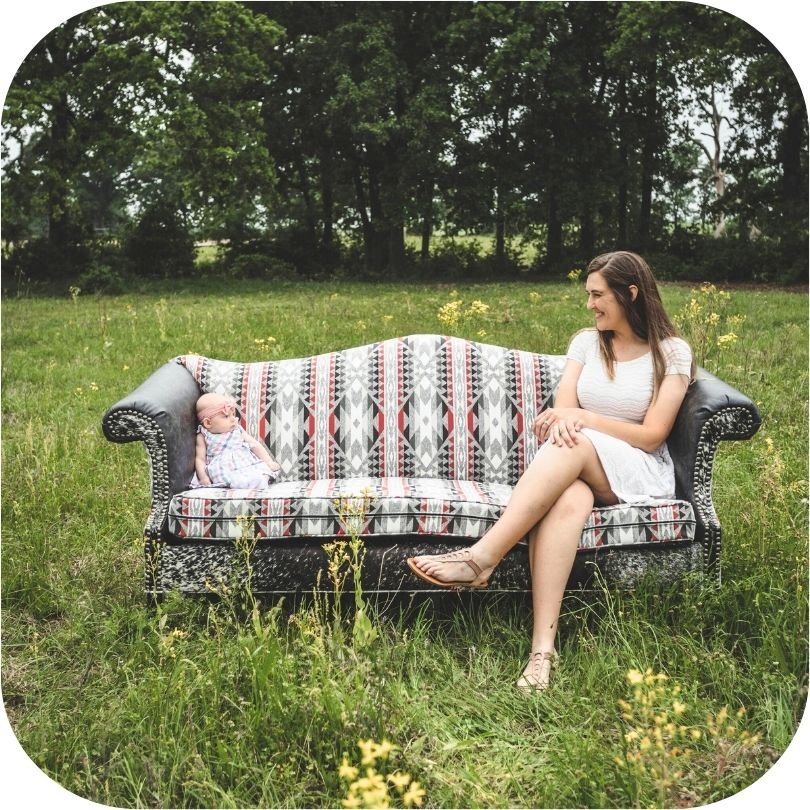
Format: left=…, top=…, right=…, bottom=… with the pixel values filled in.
left=2, top=278, right=807, bottom=808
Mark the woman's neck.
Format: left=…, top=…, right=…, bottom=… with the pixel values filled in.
left=609, top=328, right=649, bottom=361
left=610, top=325, right=647, bottom=349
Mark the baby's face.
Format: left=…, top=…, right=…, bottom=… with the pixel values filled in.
left=204, top=409, right=238, bottom=434
left=199, top=397, right=238, bottom=434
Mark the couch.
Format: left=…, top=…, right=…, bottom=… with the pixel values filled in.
left=102, top=334, right=761, bottom=600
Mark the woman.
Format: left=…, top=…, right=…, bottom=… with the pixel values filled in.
left=407, top=251, right=694, bottom=691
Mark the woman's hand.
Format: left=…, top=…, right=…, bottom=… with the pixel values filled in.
left=533, top=407, right=586, bottom=447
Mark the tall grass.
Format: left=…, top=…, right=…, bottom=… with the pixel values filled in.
left=2, top=279, right=807, bottom=807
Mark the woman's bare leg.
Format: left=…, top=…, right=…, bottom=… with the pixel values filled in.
left=411, top=437, right=615, bottom=585
left=528, top=480, right=594, bottom=645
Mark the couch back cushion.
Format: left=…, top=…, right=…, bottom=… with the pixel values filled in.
left=176, top=334, right=564, bottom=486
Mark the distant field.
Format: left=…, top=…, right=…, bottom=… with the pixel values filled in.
left=195, top=231, right=539, bottom=266
left=2, top=279, right=807, bottom=808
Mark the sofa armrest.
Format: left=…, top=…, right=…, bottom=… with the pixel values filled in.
left=102, top=361, right=200, bottom=541
left=667, top=367, right=762, bottom=578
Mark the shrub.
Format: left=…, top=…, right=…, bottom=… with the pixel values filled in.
left=227, top=253, right=298, bottom=280
left=419, top=237, right=484, bottom=280
left=222, top=227, right=341, bottom=279
left=654, top=231, right=801, bottom=283
left=76, top=263, right=128, bottom=294
left=123, top=200, right=196, bottom=278
left=2, top=235, right=90, bottom=290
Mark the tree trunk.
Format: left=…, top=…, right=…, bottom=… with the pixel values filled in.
left=579, top=200, right=595, bottom=258
left=494, top=106, right=509, bottom=266
left=319, top=147, right=335, bottom=251
left=367, top=163, right=390, bottom=275
left=295, top=151, right=317, bottom=241
left=547, top=185, right=562, bottom=266
left=352, top=162, right=374, bottom=273
left=617, top=77, right=628, bottom=247
left=419, top=177, right=433, bottom=260
left=638, top=58, right=658, bottom=250
left=696, top=87, right=728, bottom=238
left=495, top=183, right=506, bottom=264
left=779, top=83, right=806, bottom=222
left=389, top=222, right=405, bottom=278
left=48, top=91, right=73, bottom=251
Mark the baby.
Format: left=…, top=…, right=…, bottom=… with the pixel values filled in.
left=192, top=392, right=281, bottom=489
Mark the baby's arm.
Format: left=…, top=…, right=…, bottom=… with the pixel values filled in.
left=243, top=429, right=281, bottom=472
left=195, top=432, right=212, bottom=485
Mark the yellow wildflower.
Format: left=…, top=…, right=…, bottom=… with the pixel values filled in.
left=388, top=771, right=411, bottom=789
left=356, top=769, right=387, bottom=793
left=403, top=781, right=426, bottom=808
left=339, top=756, right=359, bottom=782
left=358, top=739, right=378, bottom=765
left=627, top=668, right=644, bottom=685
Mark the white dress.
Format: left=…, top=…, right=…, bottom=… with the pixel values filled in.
left=560, top=329, right=692, bottom=503
left=191, top=426, right=278, bottom=490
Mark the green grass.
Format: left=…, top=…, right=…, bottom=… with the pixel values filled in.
left=2, top=279, right=807, bottom=808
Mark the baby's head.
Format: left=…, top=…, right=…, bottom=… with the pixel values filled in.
left=196, top=393, right=238, bottom=434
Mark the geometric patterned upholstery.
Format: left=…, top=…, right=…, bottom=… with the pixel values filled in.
left=176, top=334, right=562, bottom=486
left=167, top=477, right=696, bottom=549
left=173, top=335, right=696, bottom=552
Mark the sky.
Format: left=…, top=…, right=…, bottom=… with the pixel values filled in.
left=1, top=2, right=807, bottom=808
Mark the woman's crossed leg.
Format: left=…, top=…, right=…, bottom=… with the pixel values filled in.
left=409, top=435, right=616, bottom=587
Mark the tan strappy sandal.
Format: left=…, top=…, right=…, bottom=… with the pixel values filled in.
left=406, top=549, right=491, bottom=589
left=516, top=650, right=558, bottom=692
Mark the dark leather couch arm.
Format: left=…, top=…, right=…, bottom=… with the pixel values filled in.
left=102, top=361, right=200, bottom=540
left=667, top=367, right=762, bottom=577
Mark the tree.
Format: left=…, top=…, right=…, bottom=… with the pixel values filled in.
left=2, top=6, right=155, bottom=261
left=2, top=2, right=282, bottom=260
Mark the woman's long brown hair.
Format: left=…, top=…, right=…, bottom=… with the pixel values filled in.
left=586, top=251, right=694, bottom=396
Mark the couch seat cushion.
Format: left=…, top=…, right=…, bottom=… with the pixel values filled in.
left=167, top=477, right=696, bottom=549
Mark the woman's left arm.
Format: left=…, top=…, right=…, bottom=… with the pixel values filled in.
left=555, top=374, right=690, bottom=452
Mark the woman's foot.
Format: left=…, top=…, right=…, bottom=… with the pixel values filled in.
left=516, top=650, right=558, bottom=692
left=406, top=549, right=495, bottom=589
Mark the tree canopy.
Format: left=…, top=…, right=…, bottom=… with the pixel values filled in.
left=2, top=1, right=807, bottom=284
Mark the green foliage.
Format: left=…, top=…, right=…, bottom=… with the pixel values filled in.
left=650, top=231, right=799, bottom=284
left=1, top=229, right=91, bottom=288
left=122, top=199, right=196, bottom=278
left=76, top=263, right=129, bottom=295
left=3, top=2, right=805, bottom=281
left=226, top=253, right=298, bottom=281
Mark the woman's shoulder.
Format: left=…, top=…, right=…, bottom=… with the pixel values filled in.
left=659, top=335, right=693, bottom=373
left=567, top=327, right=599, bottom=357
left=659, top=335, right=692, bottom=357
